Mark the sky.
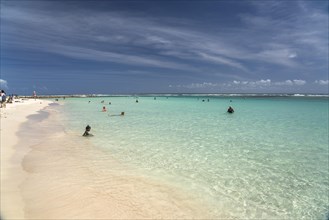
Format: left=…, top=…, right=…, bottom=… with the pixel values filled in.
left=0, top=0, right=328, bottom=95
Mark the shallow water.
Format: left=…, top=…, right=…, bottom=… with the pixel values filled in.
left=18, top=103, right=214, bottom=219
left=28, top=96, right=329, bottom=219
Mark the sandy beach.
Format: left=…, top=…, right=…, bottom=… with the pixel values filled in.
left=0, top=99, right=216, bottom=219
left=1, top=99, right=52, bottom=219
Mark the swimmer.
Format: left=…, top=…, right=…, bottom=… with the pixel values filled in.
left=83, top=125, right=92, bottom=136
left=109, top=112, right=125, bottom=117
left=102, top=106, right=107, bottom=112
left=227, top=106, right=234, bottom=113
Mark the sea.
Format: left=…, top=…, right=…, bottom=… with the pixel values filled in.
left=40, top=94, right=328, bottom=219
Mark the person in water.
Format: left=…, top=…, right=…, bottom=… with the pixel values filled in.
left=109, top=112, right=125, bottom=117
left=227, top=106, right=234, bottom=113
left=102, top=106, right=107, bottom=112
left=83, top=125, right=92, bottom=136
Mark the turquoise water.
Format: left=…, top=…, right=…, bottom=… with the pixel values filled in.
left=60, top=95, right=328, bottom=219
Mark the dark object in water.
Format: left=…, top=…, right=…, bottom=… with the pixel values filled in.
left=109, top=112, right=125, bottom=117
left=227, top=106, right=234, bottom=113
left=83, top=125, right=92, bottom=136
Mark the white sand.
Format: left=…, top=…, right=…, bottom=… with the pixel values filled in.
left=0, top=99, right=52, bottom=219
left=1, top=99, right=221, bottom=219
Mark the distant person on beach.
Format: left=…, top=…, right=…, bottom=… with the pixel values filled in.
left=1, top=90, right=6, bottom=108
left=227, top=106, right=234, bottom=113
left=7, top=95, right=13, bottom=103
left=102, top=106, right=107, bottom=112
left=33, top=91, right=37, bottom=100
left=82, top=125, right=92, bottom=136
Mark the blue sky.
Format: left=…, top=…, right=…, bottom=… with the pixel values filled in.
left=1, top=0, right=328, bottom=95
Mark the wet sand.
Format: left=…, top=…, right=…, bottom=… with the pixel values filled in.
left=1, top=99, right=220, bottom=219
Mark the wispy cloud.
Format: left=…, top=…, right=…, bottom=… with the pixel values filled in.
left=48, top=45, right=196, bottom=72
left=198, top=53, right=248, bottom=72
left=315, top=80, right=329, bottom=85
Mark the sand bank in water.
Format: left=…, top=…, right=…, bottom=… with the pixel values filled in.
left=1, top=100, right=224, bottom=219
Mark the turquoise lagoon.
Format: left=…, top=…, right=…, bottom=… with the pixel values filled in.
left=58, top=95, right=328, bottom=219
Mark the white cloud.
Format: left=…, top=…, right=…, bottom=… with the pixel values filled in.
left=182, top=82, right=219, bottom=89
left=288, top=53, right=297, bottom=58
left=274, top=80, right=293, bottom=86
left=233, top=79, right=272, bottom=87
left=0, top=79, right=8, bottom=89
left=256, top=79, right=271, bottom=86
left=171, top=79, right=310, bottom=91
left=230, top=79, right=306, bottom=87
left=315, top=80, right=329, bottom=85
left=292, top=79, right=306, bottom=85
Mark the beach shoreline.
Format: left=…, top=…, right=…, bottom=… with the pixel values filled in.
left=0, top=99, right=53, bottom=219
left=2, top=96, right=327, bottom=219
left=1, top=98, right=217, bottom=219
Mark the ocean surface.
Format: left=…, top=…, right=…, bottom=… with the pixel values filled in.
left=56, top=95, right=328, bottom=219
